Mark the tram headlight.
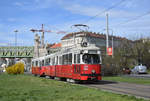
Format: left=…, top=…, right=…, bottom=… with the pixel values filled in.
left=84, top=66, right=88, bottom=70
left=92, top=70, right=96, bottom=73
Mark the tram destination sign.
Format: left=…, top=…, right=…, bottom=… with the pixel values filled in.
left=88, top=50, right=97, bottom=54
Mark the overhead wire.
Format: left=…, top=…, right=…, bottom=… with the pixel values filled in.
left=80, top=0, right=150, bottom=36
left=82, top=0, right=126, bottom=24
left=33, top=0, right=127, bottom=35
left=111, top=10, right=150, bottom=27
left=43, top=0, right=126, bottom=33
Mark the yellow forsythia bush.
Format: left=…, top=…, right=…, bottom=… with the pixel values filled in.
left=6, top=62, right=24, bottom=74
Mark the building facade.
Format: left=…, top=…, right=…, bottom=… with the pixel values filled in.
left=61, top=31, right=127, bottom=51
left=34, top=31, right=129, bottom=58
left=34, top=33, right=47, bottom=58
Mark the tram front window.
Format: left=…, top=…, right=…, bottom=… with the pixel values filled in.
left=82, top=54, right=100, bottom=64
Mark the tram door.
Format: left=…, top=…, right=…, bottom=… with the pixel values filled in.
left=73, top=54, right=81, bottom=74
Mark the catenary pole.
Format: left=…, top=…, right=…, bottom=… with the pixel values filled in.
left=106, top=13, right=109, bottom=55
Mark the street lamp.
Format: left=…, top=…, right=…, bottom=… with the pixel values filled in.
left=14, top=30, right=18, bottom=60
left=14, top=30, right=18, bottom=47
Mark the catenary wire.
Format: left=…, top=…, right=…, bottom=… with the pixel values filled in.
left=82, top=0, right=126, bottom=24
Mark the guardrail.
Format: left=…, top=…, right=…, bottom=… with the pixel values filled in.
left=0, top=46, right=34, bottom=58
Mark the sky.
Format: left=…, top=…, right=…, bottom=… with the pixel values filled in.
left=0, top=0, right=150, bottom=46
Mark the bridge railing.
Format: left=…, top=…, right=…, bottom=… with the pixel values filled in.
left=0, top=46, right=34, bottom=58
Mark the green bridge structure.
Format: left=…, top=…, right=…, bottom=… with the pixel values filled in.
left=0, top=46, right=34, bottom=58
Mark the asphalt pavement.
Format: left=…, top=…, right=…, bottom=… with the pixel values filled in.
left=124, top=74, right=150, bottom=79
left=83, top=80, right=150, bottom=99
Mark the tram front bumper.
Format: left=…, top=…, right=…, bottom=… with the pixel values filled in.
left=81, top=73, right=101, bottom=77
left=80, top=73, right=101, bottom=80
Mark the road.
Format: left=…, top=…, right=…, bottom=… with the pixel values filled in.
left=83, top=80, right=150, bottom=99
left=124, top=74, right=150, bottom=79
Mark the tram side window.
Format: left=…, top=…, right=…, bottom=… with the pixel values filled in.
left=32, top=61, right=34, bottom=67
left=77, top=54, right=80, bottom=64
left=62, top=55, right=65, bottom=65
left=59, top=56, right=62, bottom=65
left=42, top=60, right=45, bottom=66
left=62, top=54, right=68, bottom=65
left=62, top=54, right=72, bottom=65
left=49, top=58, right=51, bottom=65
left=52, top=57, right=55, bottom=65
left=64, top=55, right=68, bottom=65
left=68, top=53, right=72, bottom=64
left=39, top=61, right=41, bottom=67
left=56, top=56, right=58, bottom=65
left=45, top=58, right=49, bottom=66
left=74, top=54, right=76, bottom=64
left=36, top=61, right=38, bottom=67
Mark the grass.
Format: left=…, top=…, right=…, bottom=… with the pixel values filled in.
left=147, top=69, right=150, bottom=74
left=103, top=76, right=150, bottom=85
left=0, top=74, right=149, bottom=101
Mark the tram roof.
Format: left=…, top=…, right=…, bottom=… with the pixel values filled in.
left=32, top=45, right=101, bottom=61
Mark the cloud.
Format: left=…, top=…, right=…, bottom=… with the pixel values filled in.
left=64, top=3, right=138, bottom=19
left=13, top=1, right=30, bottom=7
left=108, top=10, right=138, bottom=18
left=65, top=4, right=104, bottom=17
left=12, top=0, right=58, bottom=11
left=13, top=2, right=24, bottom=7
left=121, top=0, right=138, bottom=8
left=5, top=0, right=150, bottom=43
left=0, top=33, right=34, bottom=46
left=0, top=34, right=34, bottom=46
left=111, top=14, right=150, bottom=40
left=112, top=14, right=150, bottom=28
left=0, top=24, right=35, bottom=46
left=7, top=18, right=16, bottom=22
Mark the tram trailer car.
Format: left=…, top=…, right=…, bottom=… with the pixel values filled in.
left=32, top=49, right=102, bottom=82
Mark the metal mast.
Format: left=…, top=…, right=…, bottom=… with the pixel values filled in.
left=41, top=24, right=44, bottom=48
left=106, top=13, right=109, bottom=55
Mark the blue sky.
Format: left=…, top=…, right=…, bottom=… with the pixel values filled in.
left=0, top=0, right=150, bottom=46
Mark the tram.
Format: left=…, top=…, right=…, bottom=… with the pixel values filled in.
left=32, top=47, right=102, bottom=82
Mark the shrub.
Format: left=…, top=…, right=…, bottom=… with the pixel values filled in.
left=101, top=56, right=122, bottom=76
left=6, top=62, right=24, bottom=74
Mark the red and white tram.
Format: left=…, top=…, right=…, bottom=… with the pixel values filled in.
left=32, top=48, right=102, bottom=82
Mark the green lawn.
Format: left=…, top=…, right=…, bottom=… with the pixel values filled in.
left=147, top=70, right=150, bottom=74
left=0, top=74, right=148, bottom=101
left=103, top=76, right=150, bottom=85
